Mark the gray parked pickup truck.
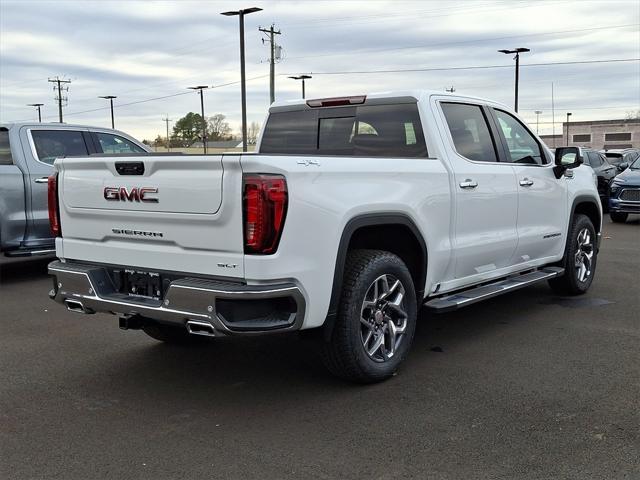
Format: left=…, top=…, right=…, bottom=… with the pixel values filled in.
left=0, top=122, right=149, bottom=256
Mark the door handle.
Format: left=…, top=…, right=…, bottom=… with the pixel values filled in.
left=459, top=179, right=478, bottom=189
left=34, top=177, right=49, bottom=184
left=519, top=178, right=534, bottom=187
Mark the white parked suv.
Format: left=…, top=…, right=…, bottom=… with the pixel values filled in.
left=47, top=91, right=602, bottom=383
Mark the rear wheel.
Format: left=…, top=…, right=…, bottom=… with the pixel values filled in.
left=142, top=322, right=212, bottom=345
left=548, top=214, right=597, bottom=295
left=610, top=212, right=628, bottom=223
left=322, top=250, right=417, bottom=383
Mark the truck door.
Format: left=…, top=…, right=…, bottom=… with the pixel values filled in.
left=0, top=127, right=27, bottom=252
left=489, top=108, right=566, bottom=263
left=19, top=127, right=91, bottom=246
left=439, top=102, right=519, bottom=281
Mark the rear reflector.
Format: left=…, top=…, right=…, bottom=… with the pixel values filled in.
left=306, top=95, right=366, bottom=108
left=48, top=173, right=61, bottom=237
left=243, top=174, right=288, bottom=254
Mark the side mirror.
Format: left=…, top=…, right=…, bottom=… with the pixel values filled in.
left=619, top=162, right=629, bottom=171
left=553, top=147, right=582, bottom=179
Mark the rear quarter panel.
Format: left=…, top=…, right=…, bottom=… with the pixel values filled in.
left=241, top=152, right=453, bottom=329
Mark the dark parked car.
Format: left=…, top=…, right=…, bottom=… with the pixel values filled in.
left=609, top=156, right=640, bottom=223
left=603, top=148, right=640, bottom=172
left=580, top=148, right=618, bottom=210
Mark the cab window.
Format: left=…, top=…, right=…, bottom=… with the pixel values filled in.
left=493, top=109, right=545, bottom=165
left=95, top=133, right=146, bottom=154
left=31, top=130, right=89, bottom=165
left=441, top=102, right=498, bottom=162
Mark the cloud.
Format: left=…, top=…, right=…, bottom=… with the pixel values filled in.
left=1, top=0, right=638, bottom=139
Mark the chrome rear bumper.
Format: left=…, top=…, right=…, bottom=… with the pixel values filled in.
left=48, top=260, right=305, bottom=336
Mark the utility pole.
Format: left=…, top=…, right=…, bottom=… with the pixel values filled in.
left=99, top=95, right=117, bottom=129
left=48, top=77, right=71, bottom=122
left=27, top=103, right=44, bottom=123
left=566, top=112, right=572, bottom=146
left=221, top=7, right=263, bottom=152
left=188, top=86, right=209, bottom=154
left=288, top=75, right=312, bottom=99
left=534, top=110, right=542, bottom=134
left=162, top=115, right=172, bottom=152
left=259, top=24, right=281, bottom=104
left=498, top=48, right=529, bottom=112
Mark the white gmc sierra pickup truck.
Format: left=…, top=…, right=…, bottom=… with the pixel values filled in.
left=47, top=90, right=602, bottom=383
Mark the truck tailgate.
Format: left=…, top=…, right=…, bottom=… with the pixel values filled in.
left=56, top=154, right=245, bottom=278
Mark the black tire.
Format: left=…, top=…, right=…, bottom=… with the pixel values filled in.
left=322, top=249, right=417, bottom=383
left=610, top=212, right=628, bottom=223
left=142, top=322, right=212, bottom=345
left=548, top=214, right=597, bottom=295
left=601, top=196, right=610, bottom=214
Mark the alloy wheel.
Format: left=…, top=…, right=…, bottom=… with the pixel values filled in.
left=574, top=227, right=594, bottom=283
left=359, top=274, right=408, bottom=362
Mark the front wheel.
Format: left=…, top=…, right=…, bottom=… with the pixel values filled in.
left=322, top=250, right=417, bottom=383
left=548, top=214, right=598, bottom=295
left=610, top=212, right=628, bottom=223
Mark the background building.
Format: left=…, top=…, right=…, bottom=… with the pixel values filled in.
left=540, top=118, right=639, bottom=150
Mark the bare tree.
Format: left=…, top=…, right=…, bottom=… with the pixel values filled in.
left=207, top=114, right=232, bottom=140
left=625, top=110, right=640, bottom=120
left=247, top=121, right=261, bottom=145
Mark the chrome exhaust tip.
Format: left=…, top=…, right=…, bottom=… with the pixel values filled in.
left=186, top=320, right=216, bottom=337
left=65, top=299, right=86, bottom=313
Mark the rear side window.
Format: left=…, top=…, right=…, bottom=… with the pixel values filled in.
left=260, top=103, right=428, bottom=157
left=95, top=132, right=146, bottom=154
left=31, top=130, right=89, bottom=165
left=441, top=103, right=497, bottom=162
left=0, top=129, right=12, bottom=165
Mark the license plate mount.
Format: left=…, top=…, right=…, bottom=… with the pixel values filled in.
left=115, top=268, right=163, bottom=300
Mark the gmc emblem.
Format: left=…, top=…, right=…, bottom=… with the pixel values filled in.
left=104, top=187, right=159, bottom=203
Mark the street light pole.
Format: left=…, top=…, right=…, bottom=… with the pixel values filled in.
left=99, top=96, right=117, bottom=128
left=288, top=75, right=312, bottom=99
left=534, top=110, right=542, bottom=134
left=27, top=103, right=44, bottom=123
left=498, top=47, right=530, bottom=112
left=221, top=7, right=263, bottom=152
left=188, top=86, right=209, bottom=154
left=566, top=112, right=572, bottom=146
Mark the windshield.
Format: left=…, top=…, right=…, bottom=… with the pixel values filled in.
left=630, top=157, right=640, bottom=169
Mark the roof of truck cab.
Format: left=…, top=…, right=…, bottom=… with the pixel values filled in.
left=1, top=121, right=126, bottom=130
left=268, top=89, right=508, bottom=111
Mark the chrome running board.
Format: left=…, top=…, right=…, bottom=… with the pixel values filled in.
left=424, top=267, right=564, bottom=313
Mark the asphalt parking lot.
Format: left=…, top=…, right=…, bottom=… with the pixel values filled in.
left=1, top=218, right=638, bottom=480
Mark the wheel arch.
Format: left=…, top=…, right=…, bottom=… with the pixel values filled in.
left=571, top=195, right=602, bottom=234
left=323, top=213, right=428, bottom=339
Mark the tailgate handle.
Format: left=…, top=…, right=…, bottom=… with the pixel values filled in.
left=115, top=162, right=145, bottom=175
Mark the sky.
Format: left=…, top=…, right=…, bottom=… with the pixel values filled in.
left=1, top=0, right=639, bottom=141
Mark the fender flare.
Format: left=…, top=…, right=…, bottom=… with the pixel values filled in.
left=569, top=194, right=602, bottom=251
left=323, top=212, right=428, bottom=339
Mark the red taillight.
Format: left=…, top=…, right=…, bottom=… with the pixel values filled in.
left=48, top=173, right=61, bottom=237
left=243, top=174, right=288, bottom=254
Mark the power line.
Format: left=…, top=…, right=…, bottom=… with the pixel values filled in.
left=284, top=58, right=639, bottom=76
left=284, top=23, right=639, bottom=61
left=23, top=74, right=270, bottom=122
left=283, top=0, right=568, bottom=29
